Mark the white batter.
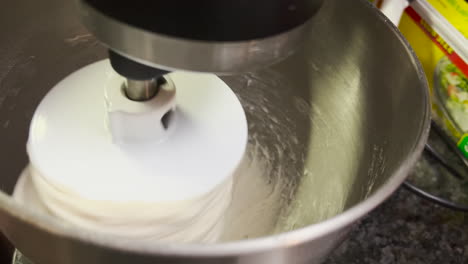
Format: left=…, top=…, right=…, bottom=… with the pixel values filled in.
left=13, top=166, right=233, bottom=243
left=13, top=60, right=248, bottom=243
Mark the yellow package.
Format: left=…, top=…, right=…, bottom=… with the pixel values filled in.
left=399, top=2, right=468, bottom=157
left=426, top=0, right=468, bottom=38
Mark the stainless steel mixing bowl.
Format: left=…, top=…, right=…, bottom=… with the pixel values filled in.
left=0, top=0, right=430, bottom=263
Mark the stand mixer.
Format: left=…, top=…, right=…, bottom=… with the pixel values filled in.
left=10, top=0, right=324, bottom=245
left=71, top=0, right=323, bottom=200
left=0, top=0, right=431, bottom=263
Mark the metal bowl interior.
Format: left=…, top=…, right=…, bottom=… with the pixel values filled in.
left=0, top=0, right=430, bottom=263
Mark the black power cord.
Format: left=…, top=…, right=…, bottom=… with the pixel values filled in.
left=404, top=121, right=468, bottom=212
left=404, top=181, right=468, bottom=212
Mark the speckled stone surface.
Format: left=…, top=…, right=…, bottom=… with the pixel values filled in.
left=326, top=127, right=468, bottom=264
left=325, top=188, right=468, bottom=264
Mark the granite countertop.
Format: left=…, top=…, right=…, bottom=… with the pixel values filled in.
left=326, top=127, right=468, bottom=264
left=326, top=188, right=468, bottom=264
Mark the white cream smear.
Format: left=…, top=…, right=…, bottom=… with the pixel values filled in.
left=13, top=60, right=248, bottom=243
left=13, top=166, right=233, bottom=243
left=13, top=144, right=288, bottom=243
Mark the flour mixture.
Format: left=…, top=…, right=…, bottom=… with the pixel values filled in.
left=13, top=166, right=234, bottom=243
left=12, top=60, right=248, bottom=243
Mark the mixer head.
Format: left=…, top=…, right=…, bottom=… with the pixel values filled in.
left=78, top=0, right=324, bottom=105
left=79, top=0, right=324, bottom=74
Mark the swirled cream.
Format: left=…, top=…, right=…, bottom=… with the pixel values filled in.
left=12, top=60, right=247, bottom=243
left=14, top=165, right=233, bottom=243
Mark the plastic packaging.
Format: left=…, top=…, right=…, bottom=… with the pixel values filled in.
left=395, top=0, right=468, bottom=158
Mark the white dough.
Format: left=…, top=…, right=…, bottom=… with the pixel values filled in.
left=14, top=165, right=233, bottom=243
left=13, top=60, right=248, bottom=243
left=27, top=61, right=248, bottom=202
